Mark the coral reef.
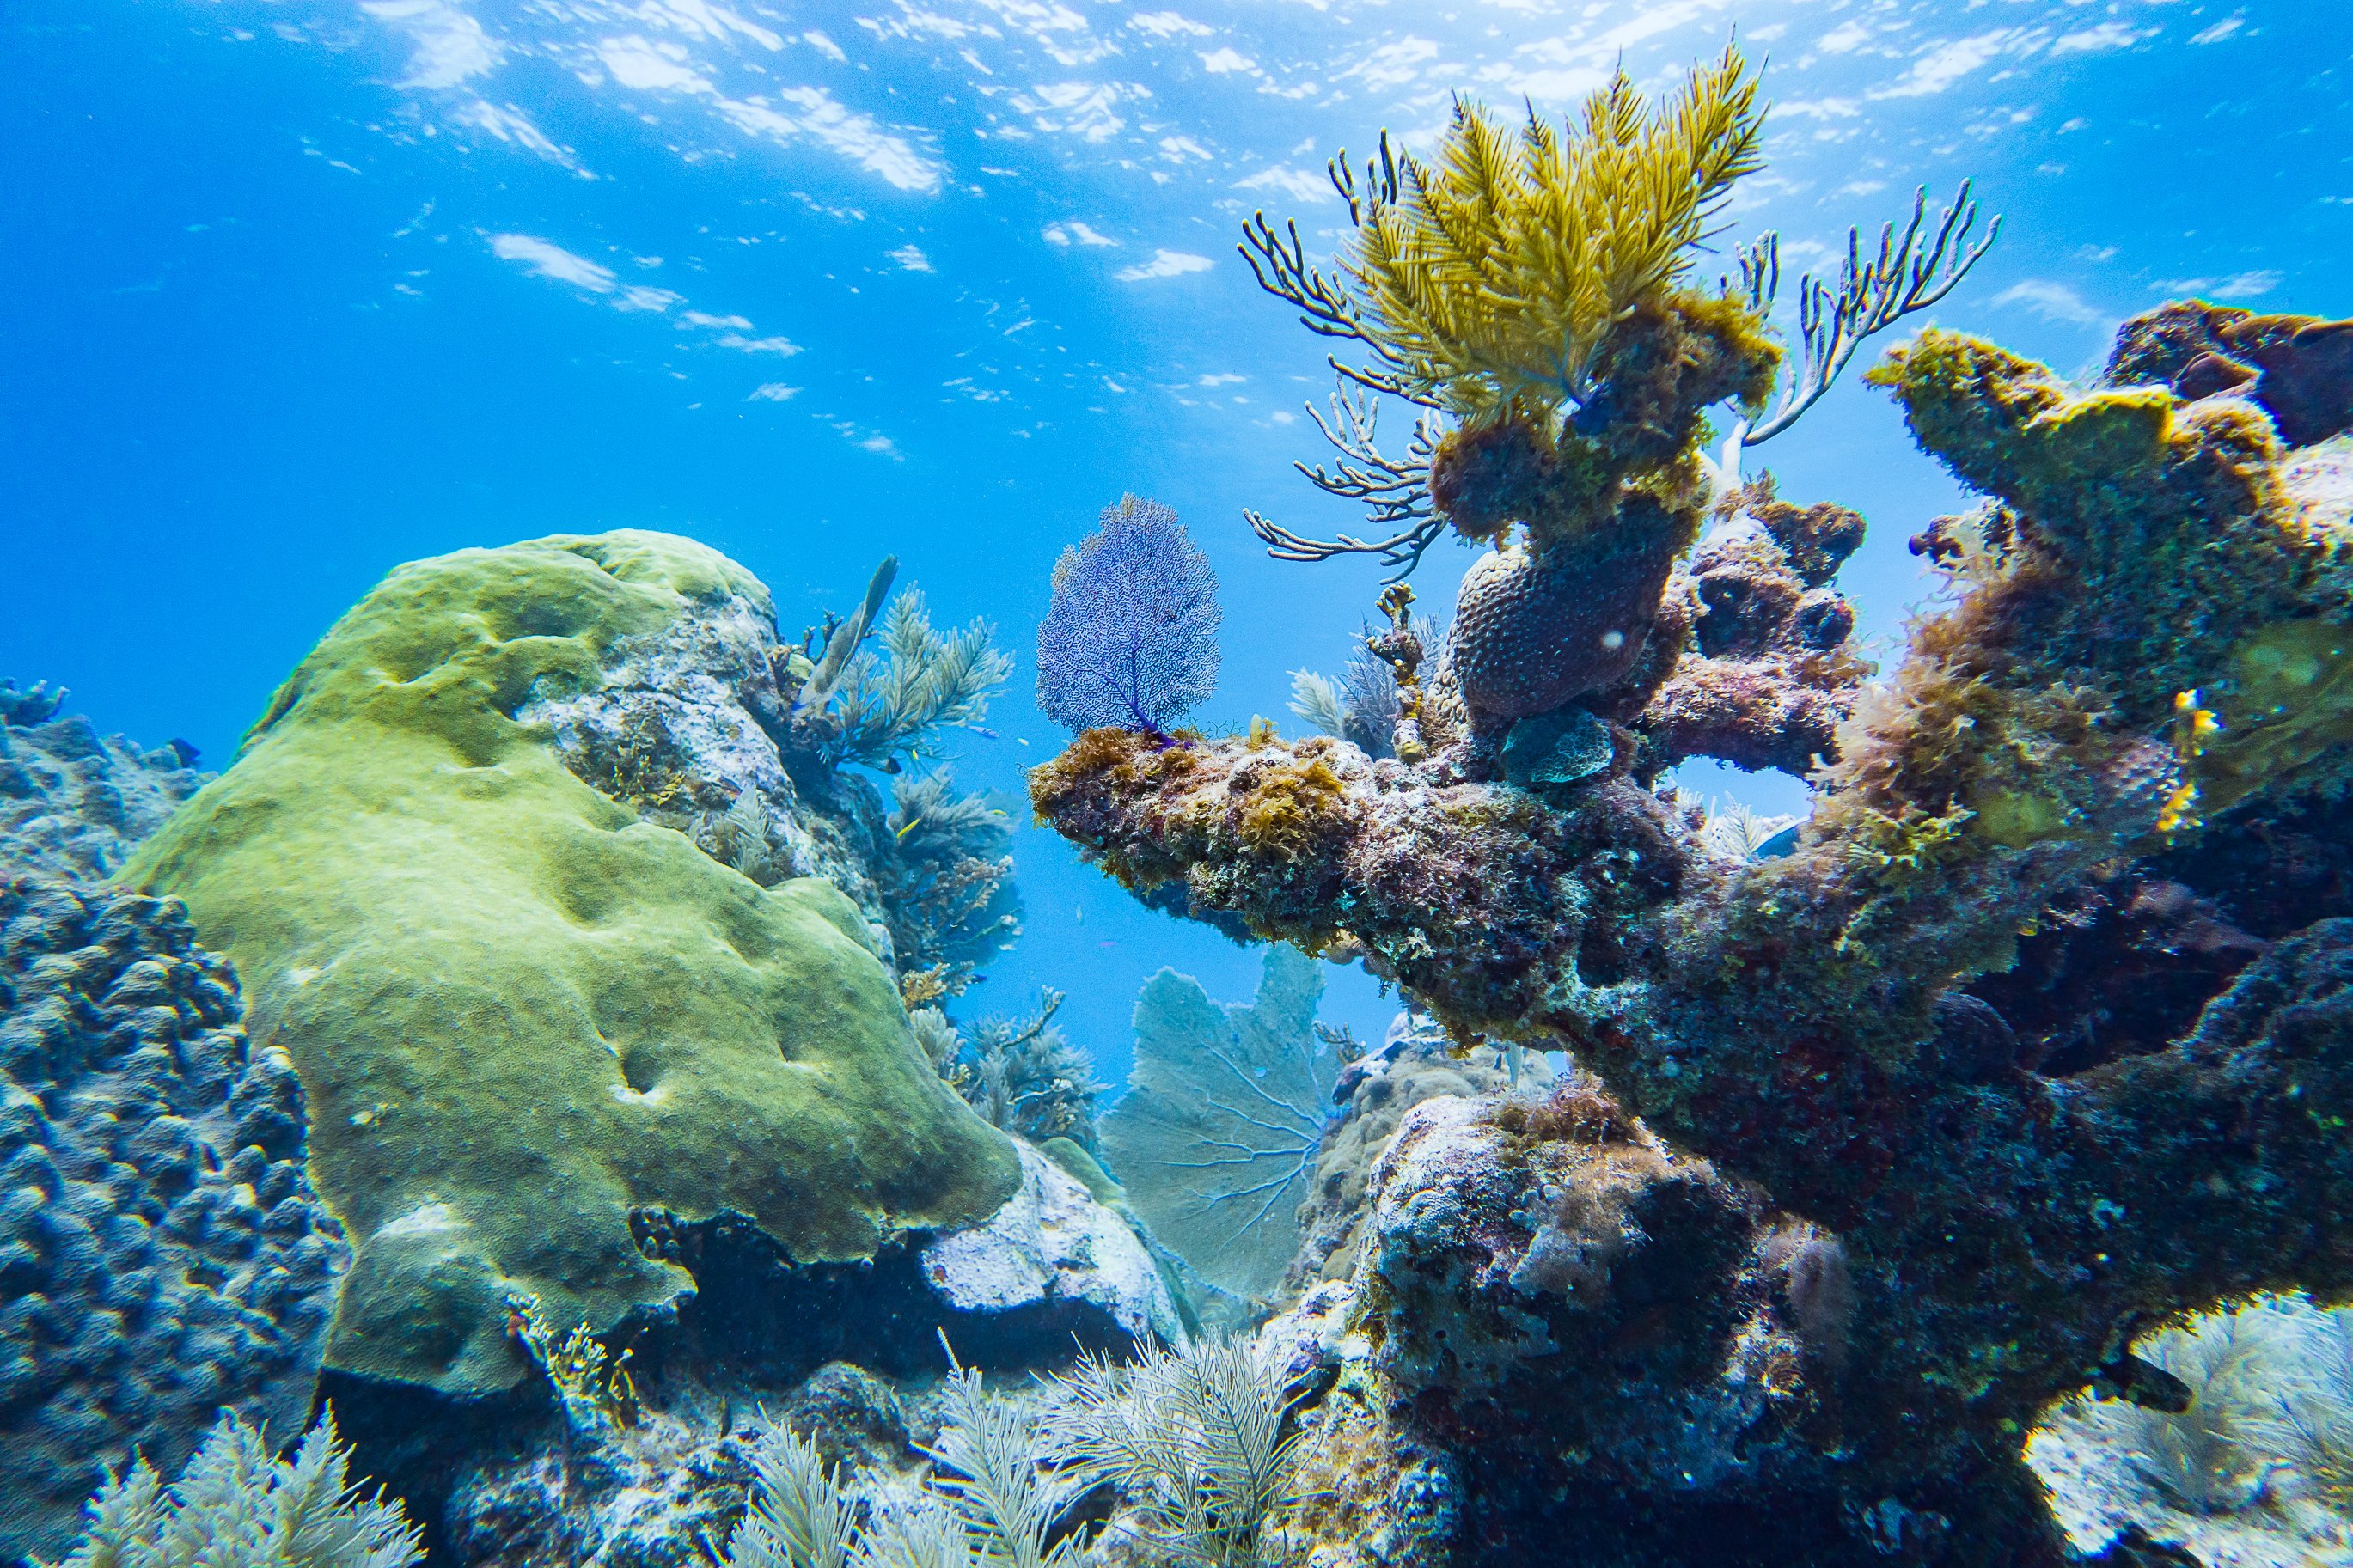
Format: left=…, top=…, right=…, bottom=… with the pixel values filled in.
left=1267, top=1084, right=1808, bottom=1567
left=2, top=686, right=209, bottom=883
left=0, top=878, right=349, bottom=1565
left=1097, top=946, right=1336, bottom=1303
left=119, top=532, right=1022, bottom=1395
left=1962, top=869, right=2269, bottom=1075
left=1037, top=497, right=1220, bottom=736
left=516, top=544, right=1016, bottom=972
left=1032, top=304, right=2353, bottom=1562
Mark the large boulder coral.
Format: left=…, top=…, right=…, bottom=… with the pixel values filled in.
left=0, top=878, right=347, bottom=1564
left=122, top=531, right=1022, bottom=1394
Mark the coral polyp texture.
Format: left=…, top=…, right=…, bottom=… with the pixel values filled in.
left=1032, top=308, right=2353, bottom=1562
left=121, top=531, right=1021, bottom=1394
left=0, top=879, right=348, bottom=1565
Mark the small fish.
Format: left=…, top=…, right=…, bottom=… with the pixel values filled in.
left=1074, top=906, right=1085, bottom=924
left=894, top=815, right=922, bottom=839
left=1098, top=940, right=1116, bottom=949
left=962, top=725, right=999, bottom=740
left=1016, top=737, right=1030, bottom=747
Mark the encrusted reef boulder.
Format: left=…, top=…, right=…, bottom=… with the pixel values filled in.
left=0, top=878, right=347, bottom=1564
left=1283, top=1016, right=1511, bottom=1294
left=1271, top=1083, right=1875, bottom=1568
left=509, top=555, right=905, bottom=960
left=1, top=680, right=210, bottom=882
left=1633, top=479, right=1871, bottom=776
left=121, top=531, right=1023, bottom=1394
left=2103, top=299, right=2353, bottom=448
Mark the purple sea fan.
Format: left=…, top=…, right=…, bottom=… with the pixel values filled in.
left=1037, top=494, right=1221, bottom=734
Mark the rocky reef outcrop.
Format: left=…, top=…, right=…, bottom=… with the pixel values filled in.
left=1, top=680, right=209, bottom=884
left=1282, top=1015, right=1511, bottom=1295
left=0, top=877, right=347, bottom=1564
left=1032, top=301, right=2353, bottom=1565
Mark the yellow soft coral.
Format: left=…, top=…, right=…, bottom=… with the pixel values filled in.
left=1347, top=46, right=1765, bottom=422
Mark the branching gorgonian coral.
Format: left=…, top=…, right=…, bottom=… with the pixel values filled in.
left=1238, top=45, right=1995, bottom=581
left=822, top=589, right=1015, bottom=772
left=958, top=989, right=1106, bottom=1149
left=1316, top=51, right=1765, bottom=420
left=880, top=771, right=1023, bottom=996
left=1289, top=613, right=1448, bottom=759
left=37, top=1408, right=424, bottom=1568
left=2055, top=1301, right=2310, bottom=1514
left=1045, top=1337, right=1309, bottom=1568
left=927, top=1356, right=1086, bottom=1568
left=725, top=1370, right=1082, bottom=1568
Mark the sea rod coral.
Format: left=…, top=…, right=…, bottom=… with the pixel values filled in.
left=1031, top=288, right=2353, bottom=1558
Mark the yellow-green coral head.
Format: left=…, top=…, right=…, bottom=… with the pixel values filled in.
left=1347, top=46, right=1766, bottom=422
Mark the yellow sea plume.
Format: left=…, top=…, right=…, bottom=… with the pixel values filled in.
left=1346, top=48, right=1764, bottom=421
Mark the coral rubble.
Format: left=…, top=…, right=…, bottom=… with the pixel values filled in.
left=1032, top=302, right=2353, bottom=1562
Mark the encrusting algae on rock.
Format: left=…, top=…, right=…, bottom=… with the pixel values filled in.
left=123, top=531, right=1021, bottom=1394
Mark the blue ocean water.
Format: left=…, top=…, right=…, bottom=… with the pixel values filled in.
left=3, top=0, right=2345, bottom=1083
